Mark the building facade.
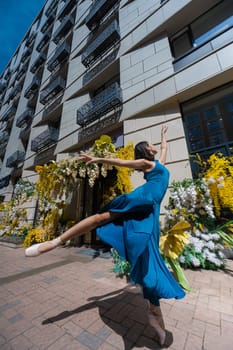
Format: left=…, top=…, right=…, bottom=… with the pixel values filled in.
left=0, top=0, right=233, bottom=240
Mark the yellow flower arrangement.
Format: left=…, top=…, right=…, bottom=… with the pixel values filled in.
left=160, top=221, right=190, bottom=260
left=198, top=153, right=233, bottom=217
left=115, top=142, right=134, bottom=194
left=23, top=228, right=53, bottom=248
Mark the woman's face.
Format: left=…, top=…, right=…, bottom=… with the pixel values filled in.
left=147, top=143, right=157, bottom=155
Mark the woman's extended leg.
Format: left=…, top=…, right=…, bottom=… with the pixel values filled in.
left=25, top=211, right=121, bottom=257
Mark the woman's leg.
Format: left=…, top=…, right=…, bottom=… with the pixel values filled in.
left=147, top=301, right=166, bottom=345
left=25, top=211, right=121, bottom=257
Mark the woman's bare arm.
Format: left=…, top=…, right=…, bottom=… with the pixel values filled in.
left=159, top=125, right=168, bottom=165
left=79, top=154, right=154, bottom=171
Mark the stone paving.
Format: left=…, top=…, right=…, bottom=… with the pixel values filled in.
left=0, top=244, right=232, bottom=350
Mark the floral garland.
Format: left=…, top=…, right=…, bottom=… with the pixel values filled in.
left=0, top=179, right=35, bottom=238
left=24, top=135, right=134, bottom=246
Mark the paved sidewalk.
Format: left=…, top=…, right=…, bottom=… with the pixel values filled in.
left=0, top=245, right=232, bottom=350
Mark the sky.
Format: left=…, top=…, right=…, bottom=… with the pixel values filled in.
left=0, top=0, right=46, bottom=74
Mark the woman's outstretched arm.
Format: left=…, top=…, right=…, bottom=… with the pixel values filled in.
left=159, top=125, right=168, bottom=165
left=79, top=154, right=153, bottom=171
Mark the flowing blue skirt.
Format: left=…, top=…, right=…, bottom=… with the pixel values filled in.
left=96, top=189, right=185, bottom=305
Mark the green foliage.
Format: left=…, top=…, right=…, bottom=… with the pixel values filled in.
left=111, top=248, right=130, bottom=278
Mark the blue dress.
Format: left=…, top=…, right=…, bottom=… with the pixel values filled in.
left=96, top=160, right=185, bottom=305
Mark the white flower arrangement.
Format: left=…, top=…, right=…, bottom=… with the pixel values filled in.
left=164, top=178, right=225, bottom=270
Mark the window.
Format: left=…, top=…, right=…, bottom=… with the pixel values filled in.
left=170, top=0, right=233, bottom=66
left=182, top=83, right=233, bottom=176
left=171, top=28, right=192, bottom=58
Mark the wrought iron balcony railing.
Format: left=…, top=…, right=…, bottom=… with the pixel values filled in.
left=0, top=105, right=16, bottom=122
left=27, top=94, right=38, bottom=109
left=0, top=175, right=11, bottom=189
left=81, top=20, right=120, bottom=67
left=36, top=28, right=52, bottom=52
left=41, top=94, right=63, bottom=123
left=0, top=131, right=9, bottom=145
left=0, top=81, right=7, bottom=93
left=21, top=47, right=32, bottom=63
left=8, top=84, right=22, bottom=101
left=25, top=32, right=36, bottom=47
left=45, top=0, right=59, bottom=17
left=15, top=65, right=27, bottom=81
left=47, top=40, right=71, bottom=72
left=85, top=0, right=119, bottom=30
left=16, top=108, right=34, bottom=128
left=41, top=13, right=55, bottom=33
left=4, top=68, right=12, bottom=81
left=6, top=151, right=25, bottom=168
left=40, top=76, right=65, bottom=105
left=34, top=146, right=56, bottom=166
left=0, top=147, right=6, bottom=159
left=30, top=53, right=46, bottom=73
left=24, top=77, right=41, bottom=99
left=31, top=127, right=59, bottom=152
left=83, top=48, right=118, bottom=85
left=57, top=0, right=76, bottom=21
left=77, top=82, right=122, bottom=127
left=52, top=14, right=74, bottom=44
left=19, top=126, right=31, bottom=141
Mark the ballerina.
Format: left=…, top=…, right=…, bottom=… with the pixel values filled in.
left=25, top=125, right=185, bottom=345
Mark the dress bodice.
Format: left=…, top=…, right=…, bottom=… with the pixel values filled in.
left=144, top=160, right=169, bottom=182
left=143, top=160, right=170, bottom=203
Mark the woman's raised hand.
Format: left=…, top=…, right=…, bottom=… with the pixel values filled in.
left=79, top=154, right=98, bottom=164
left=161, top=125, right=168, bottom=135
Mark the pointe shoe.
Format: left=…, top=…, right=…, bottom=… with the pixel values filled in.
left=25, top=237, right=62, bottom=257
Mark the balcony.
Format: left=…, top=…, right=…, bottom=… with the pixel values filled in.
left=41, top=13, right=55, bottom=33
left=8, top=84, right=22, bottom=100
left=52, top=14, right=74, bottom=44
left=6, top=151, right=25, bottom=168
left=16, top=108, right=34, bottom=128
left=21, top=47, right=32, bottom=63
left=27, top=94, right=38, bottom=109
left=19, top=126, right=31, bottom=141
left=0, top=175, right=11, bottom=189
left=57, top=0, right=76, bottom=21
left=25, top=32, right=36, bottom=47
left=81, top=20, right=120, bottom=67
left=0, top=131, right=9, bottom=145
left=31, top=127, right=59, bottom=152
left=4, top=68, right=12, bottom=81
left=0, top=81, right=7, bottom=93
left=34, top=146, right=56, bottom=166
left=77, top=82, right=122, bottom=127
left=45, top=0, right=59, bottom=17
left=47, top=41, right=71, bottom=72
left=30, top=53, right=46, bottom=73
left=0, top=105, right=16, bottom=122
left=40, top=76, right=65, bottom=105
left=85, top=0, right=119, bottom=30
left=15, top=65, right=27, bottom=81
left=0, top=147, right=6, bottom=159
left=41, top=94, right=63, bottom=125
left=83, top=48, right=118, bottom=85
left=24, top=77, right=41, bottom=99
left=36, top=30, right=51, bottom=52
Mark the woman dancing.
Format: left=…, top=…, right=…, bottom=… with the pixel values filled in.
left=25, top=125, right=185, bottom=345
